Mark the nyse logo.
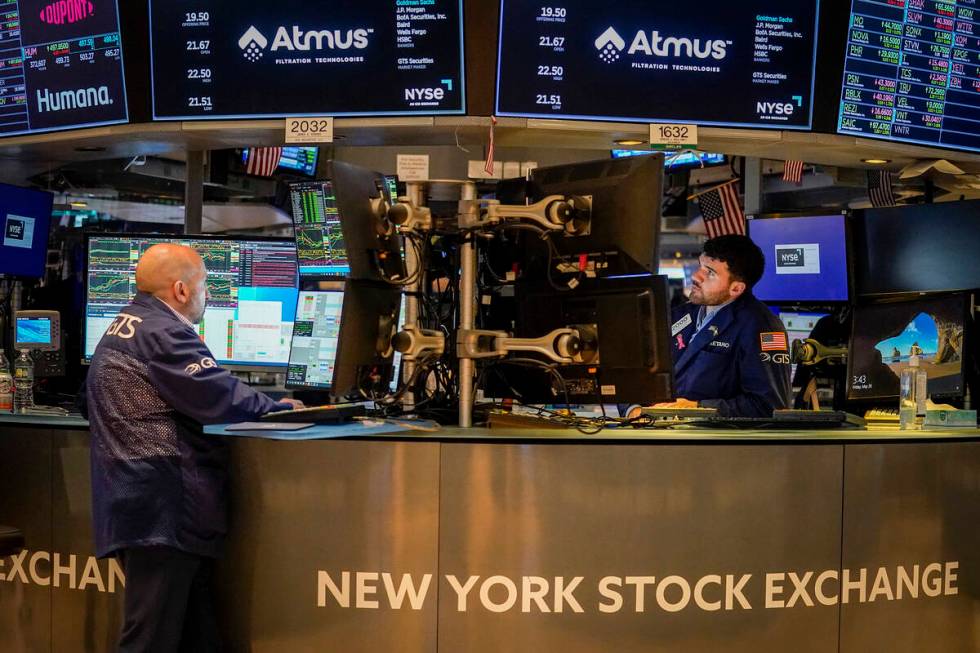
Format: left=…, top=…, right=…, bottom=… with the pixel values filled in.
left=595, top=27, right=626, bottom=63
left=757, top=96, right=803, bottom=118
left=404, top=80, right=452, bottom=106
left=777, top=247, right=806, bottom=267
left=39, top=0, right=94, bottom=25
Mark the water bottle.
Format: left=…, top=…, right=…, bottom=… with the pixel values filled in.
left=899, top=353, right=927, bottom=430
left=0, top=352, right=12, bottom=413
left=13, top=349, right=34, bottom=413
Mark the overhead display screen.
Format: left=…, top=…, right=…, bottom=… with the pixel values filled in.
left=0, top=0, right=128, bottom=137
left=149, top=0, right=465, bottom=119
left=838, top=0, right=980, bottom=152
left=495, top=0, right=820, bottom=128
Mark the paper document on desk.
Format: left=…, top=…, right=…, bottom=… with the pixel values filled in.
left=226, top=422, right=314, bottom=431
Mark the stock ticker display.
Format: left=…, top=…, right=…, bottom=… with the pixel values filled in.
left=495, top=0, right=819, bottom=128
left=148, top=0, right=465, bottom=119
left=0, top=0, right=127, bottom=136
left=289, top=180, right=349, bottom=277
left=85, top=236, right=299, bottom=368
left=838, top=0, right=980, bottom=152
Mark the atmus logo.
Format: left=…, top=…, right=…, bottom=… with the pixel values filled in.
left=595, top=25, right=730, bottom=63
left=238, top=24, right=373, bottom=62
left=595, top=27, right=626, bottom=64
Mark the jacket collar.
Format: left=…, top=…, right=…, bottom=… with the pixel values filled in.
left=674, top=294, right=751, bottom=375
left=132, top=292, right=196, bottom=329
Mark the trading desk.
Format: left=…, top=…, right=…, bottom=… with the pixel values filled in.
left=1, top=414, right=979, bottom=652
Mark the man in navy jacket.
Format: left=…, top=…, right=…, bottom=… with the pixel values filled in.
left=84, top=243, right=301, bottom=651
left=659, top=235, right=791, bottom=417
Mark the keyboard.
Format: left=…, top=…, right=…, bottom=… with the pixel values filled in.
left=260, top=403, right=366, bottom=424
left=640, top=407, right=719, bottom=419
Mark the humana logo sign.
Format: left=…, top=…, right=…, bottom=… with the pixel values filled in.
left=595, top=26, right=729, bottom=63
left=238, top=25, right=373, bottom=61
left=37, top=86, right=112, bottom=113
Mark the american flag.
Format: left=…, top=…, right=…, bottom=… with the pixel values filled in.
left=867, top=169, right=897, bottom=207
left=760, top=332, right=788, bottom=352
left=484, top=115, right=497, bottom=176
left=783, top=160, right=804, bottom=184
left=245, top=147, right=283, bottom=177
left=698, top=181, right=745, bottom=238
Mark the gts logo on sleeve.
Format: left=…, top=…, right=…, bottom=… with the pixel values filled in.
left=185, top=358, right=217, bottom=376
left=105, top=314, right=143, bottom=339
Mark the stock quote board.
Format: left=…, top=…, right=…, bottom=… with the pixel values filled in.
left=149, top=0, right=465, bottom=119
left=0, top=0, right=128, bottom=137
left=838, top=0, right=980, bottom=153
left=495, top=0, right=820, bottom=128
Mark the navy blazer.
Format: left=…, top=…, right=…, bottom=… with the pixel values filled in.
left=670, top=294, right=791, bottom=417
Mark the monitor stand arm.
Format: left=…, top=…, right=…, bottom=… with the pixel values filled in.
left=458, top=195, right=593, bottom=234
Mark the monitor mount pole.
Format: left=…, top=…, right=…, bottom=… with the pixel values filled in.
left=458, top=182, right=478, bottom=428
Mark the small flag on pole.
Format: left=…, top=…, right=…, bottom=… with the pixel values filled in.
left=245, top=147, right=283, bottom=177
left=698, top=181, right=745, bottom=239
left=484, top=116, right=497, bottom=176
left=867, top=169, right=897, bottom=207
left=783, top=160, right=804, bottom=185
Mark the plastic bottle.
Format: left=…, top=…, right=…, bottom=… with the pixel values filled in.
left=13, top=349, right=34, bottom=413
left=0, top=351, right=12, bottom=413
left=899, top=353, right=927, bottom=430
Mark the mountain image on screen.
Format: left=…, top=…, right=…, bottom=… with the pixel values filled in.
left=852, top=304, right=965, bottom=400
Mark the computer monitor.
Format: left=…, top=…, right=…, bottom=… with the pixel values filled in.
left=331, top=161, right=405, bottom=283
left=0, top=184, right=55, bottom=279
left=771, top=308, right=829, bottom=379
left=855, top=200, right=980, bottom=296
left=289, top=180, right=349, bottom=277
left=527, top=154, right=664, bottom=277
left=285, top=290, right=344, bottom=390
left=382, top=175, right=399, bottom=203
left=286, top=285, right=407, bottom=394
left=847, top=294, right=969, bottom=402
left=244, top=147, right=319, bottom=177
left=85, top=235, right=299, bottom=370
left=485, top=275, right=674, bottom=405
left=611, top=149, right=726, bottom=171
left=331, top=279, right=402, bottom=401
left=15, top=311, right=60, bottom=351
left=748, top=215, right=849, bottom=303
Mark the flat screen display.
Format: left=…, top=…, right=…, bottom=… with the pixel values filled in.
left=286, top=290, right=344, bottom=389
left=85, top=236, right=299, bottom=369
left=149, top=0, right=465, bottom=119
left=289, top=180, right=349, bottom=277
left=848, top=294, right=967, bottom=400
left=243, top=147, right=319, bottom=176
left=838, top=0, right=980, bottom=153
left=496, top=0, right=820, bottom=128
left=749, top=215, right=849, bottom=303
left=0, top=183, right=54, bottom=278
left=611, top=149, right=726, bottom=169
left=16, top=317, right=51, bottom=345
left=0, top=0, right=128, bottom=137
left=285, top=289, right=405, bottom=391
left=855, top=200, right=980, bottom=295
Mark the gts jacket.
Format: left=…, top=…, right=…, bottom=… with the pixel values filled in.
left=83, top=292, right=288, bottom=558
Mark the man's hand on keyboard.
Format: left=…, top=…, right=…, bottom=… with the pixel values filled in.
left=627, top=398, right=697, bottom=419
left=653, top=398, right=698, bottom=410
left=278, top=398, right=306, bottom=410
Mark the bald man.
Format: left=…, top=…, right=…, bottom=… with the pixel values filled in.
left=83, top=243, right=301, bottom=652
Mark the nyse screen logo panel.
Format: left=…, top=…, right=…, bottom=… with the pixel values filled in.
left=496, top=0, right=818, bottom=128
left=149, top=0, right=465, bottom=118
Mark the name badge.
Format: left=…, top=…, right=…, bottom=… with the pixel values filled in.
left=671, top=314, right=692, bottom=336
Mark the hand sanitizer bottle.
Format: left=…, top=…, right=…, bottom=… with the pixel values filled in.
left=899, top=352, right=927, bottom=430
